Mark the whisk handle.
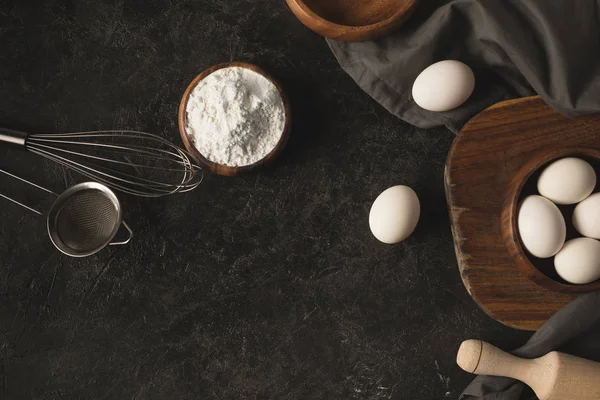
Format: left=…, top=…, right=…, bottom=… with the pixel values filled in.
left=0, top=128, right=28, bottom=146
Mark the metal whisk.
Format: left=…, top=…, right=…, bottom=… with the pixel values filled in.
left=0, top=128, right=203, bottom=197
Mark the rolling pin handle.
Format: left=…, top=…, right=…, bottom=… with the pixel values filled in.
left=456, top=339, right=484, bottom=373
left=457, top=340, right=535, bottom=382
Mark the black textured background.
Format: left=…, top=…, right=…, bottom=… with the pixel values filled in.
left=0, top=1, right=531, bottom=399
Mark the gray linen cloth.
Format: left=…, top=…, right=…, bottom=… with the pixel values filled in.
left=327, top=0, right=600, bottom=133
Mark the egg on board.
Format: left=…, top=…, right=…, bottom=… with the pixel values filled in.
left=537, top=157, right=596, bottom=205
left=369, top=185, right=420, bottom=244
left=573, top=193, right=600, bottom=239
left=555, top=237, right=600, bottom=285
left=412, top=60, right=475, bottom=112
left=518, top=195, right=566, bottom=258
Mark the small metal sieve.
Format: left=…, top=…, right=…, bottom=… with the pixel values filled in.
left=47, top=182, right=132, bottom=257
left=0, top=169, right=132, bottom=257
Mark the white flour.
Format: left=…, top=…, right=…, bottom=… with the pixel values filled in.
left=185, top=67, right=286, bottom=167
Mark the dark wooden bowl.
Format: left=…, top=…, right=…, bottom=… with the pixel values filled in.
left=285, top=0, right=418, bottom=42
left=501, top=147, right=600, bottom=294
left=178, top=62, right=291, bottom=177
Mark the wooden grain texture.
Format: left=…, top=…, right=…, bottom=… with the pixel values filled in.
left=178, top=62, right=291, bottom=177
left=457, top=340, right=600, bottom=400
left=445, top=96, right=600, bottom=331
left=285, top=0, right=417, bottom=41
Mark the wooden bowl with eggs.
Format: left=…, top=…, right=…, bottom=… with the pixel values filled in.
left=285, top=0, right=418, bottom=42
left=446, top=96, right=600, bottom=330
left=501, top=147, right=600, bottom=294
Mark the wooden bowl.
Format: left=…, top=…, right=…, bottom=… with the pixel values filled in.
left=446, top=96, right=600, bottom=330
left=285, top=0, right=418, bottom=42
left=178, top=62, right=291, bottom=177
left=502, top=147, right=600, bottom=294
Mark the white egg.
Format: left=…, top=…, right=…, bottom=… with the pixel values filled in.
left=537, top=157, right=596, bottom=205
left=412, top=60, right=475, bottom=112
left=369, top=185, right=420, bottom=244
left=554, top=237, right=600, bottom=284
left=573, top=193, right=600, bottom=239
left=517, top=195, right=566, bottom=258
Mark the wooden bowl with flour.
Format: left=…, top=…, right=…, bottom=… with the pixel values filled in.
left=178, top=62, right=291, bottom=177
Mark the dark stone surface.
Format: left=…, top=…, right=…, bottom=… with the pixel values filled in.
left=0, top=1, right=531, bottom=399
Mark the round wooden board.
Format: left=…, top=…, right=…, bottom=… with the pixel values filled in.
left=445, top=96, right=600, bottom=331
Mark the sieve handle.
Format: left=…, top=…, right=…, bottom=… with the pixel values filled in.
left=109, top=221, right=133, bottom=246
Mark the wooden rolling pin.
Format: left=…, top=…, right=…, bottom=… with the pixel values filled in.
left=456, top=340, right=600, bottom=400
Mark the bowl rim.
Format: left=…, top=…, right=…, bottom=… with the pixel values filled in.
left=178, top=62, right=292, bottom=177
left=502, top=147, right=600, bottom=294
left=287, top=0, right=417, bottom=31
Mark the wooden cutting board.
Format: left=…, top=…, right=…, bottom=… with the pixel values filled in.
left=445, top=96, right=600, bottom=331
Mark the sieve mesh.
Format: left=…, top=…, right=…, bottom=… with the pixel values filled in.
left=54, top=189, right=119, bottom=253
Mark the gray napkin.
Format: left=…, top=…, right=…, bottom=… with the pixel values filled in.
left=327, top=0, right=600, bottom=133
left=461, top=291, right=600, bottom=400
